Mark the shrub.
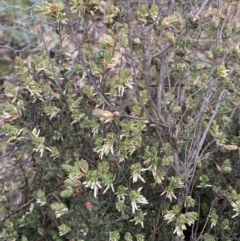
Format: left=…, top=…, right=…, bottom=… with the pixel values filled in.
left=1, top=1, right=240, bottom=241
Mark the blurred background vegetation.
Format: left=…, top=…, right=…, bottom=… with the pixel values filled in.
left=0, top=0, right=46, bottom=76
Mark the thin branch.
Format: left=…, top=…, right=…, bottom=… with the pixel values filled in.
left=1, top=182, right=64, bottom=223
left=0, top=146, right=20, bottom=171
left=17, top=156, right=29, bottom=204
left=193, top=0, right=210, bottom=20
left=167, top=0, right=175, bottom=16
left=196, top=197, right=218, bottom=240
left=1, top=198, right=36, bottom=223
left=217, top=1, right=232, bottom=45
left=64, top=1, right=115, bottom=110
left=152, top=44, right=172, bottom=59
left=37, top=220, right=54, bottom=241
left=188, top=90, right=226, bottom=179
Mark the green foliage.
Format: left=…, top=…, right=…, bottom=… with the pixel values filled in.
left=1, top=0, right=240, bottom=241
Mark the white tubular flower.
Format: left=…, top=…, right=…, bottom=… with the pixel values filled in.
left=129, top=187, right=148, bottom=214
left=231, top=200, right=240, bottom=218
left=130, top=163, right=147, bottom=183
left=102, top=173, right=115, bottom=194
left=164, top=211, right=176, bottom=223
left=130, top=210, right=146, bottom=228
left=173, top=225, right=185, bottom=237
left=116, top=185, right=128, bottom=201
left=82, top=170, right=102, bottom=197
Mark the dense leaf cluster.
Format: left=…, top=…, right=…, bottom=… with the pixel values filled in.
left=0, top=1, right=240, bottom=241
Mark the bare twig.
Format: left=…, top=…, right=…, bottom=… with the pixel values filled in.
left=188, top=90, right=226, bottom=179
left=1, top=198, right=36, bottom=223
left=193, top=0, right=210, bottom=20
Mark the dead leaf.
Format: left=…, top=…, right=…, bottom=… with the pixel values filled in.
left=92, top=108, right=119, bottom=122
left=52, top=92, right=61, bottom=99
left=223, top=144, right=238, bottom=151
